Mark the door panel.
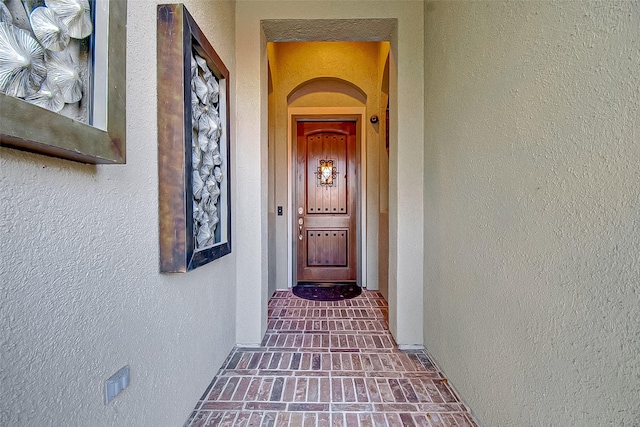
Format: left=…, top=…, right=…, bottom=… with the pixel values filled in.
left=306, top=133, right=348, bottom=215
left=306, top=229, right=348, bottom=267
left=296, top=120, right=357, bottom=283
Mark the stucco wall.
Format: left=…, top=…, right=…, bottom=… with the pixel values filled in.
left=423, top=1, right=640, bottom=425
left=378, top=44, right=390, bottom=300
left=0, top=1, right=236, bottom=425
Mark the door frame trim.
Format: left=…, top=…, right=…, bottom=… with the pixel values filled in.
left=287, top=107, right=367, bottom=288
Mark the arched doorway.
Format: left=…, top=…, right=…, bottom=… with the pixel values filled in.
left=267, top=43, right=389, bottom=293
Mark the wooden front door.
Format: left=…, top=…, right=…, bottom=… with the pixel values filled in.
left=295, top=120, right=357, bottom=283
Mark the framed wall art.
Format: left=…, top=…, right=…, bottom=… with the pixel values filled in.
left=157, top=3, right=231, bottom=273
left=0, top=0, right=126, bottom=164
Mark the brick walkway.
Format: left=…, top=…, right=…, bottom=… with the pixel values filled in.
left=184, top=290, right=478, bottom=426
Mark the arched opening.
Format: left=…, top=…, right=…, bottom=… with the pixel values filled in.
left=287, top=77, right=367, bottom=106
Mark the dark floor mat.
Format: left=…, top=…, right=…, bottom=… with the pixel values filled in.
left=292, top=282, right=362, bottom=301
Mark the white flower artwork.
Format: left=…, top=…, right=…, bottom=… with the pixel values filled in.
left=0, top=0, right=92, bottom=116
left=45, top=0, right=92, bottom=39
left=0, top=22, right=45, bottom=97
left=30, top=6, right=70, bottom=51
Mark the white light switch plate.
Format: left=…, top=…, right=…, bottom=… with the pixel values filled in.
left=105, top=365, right=130, bottom=404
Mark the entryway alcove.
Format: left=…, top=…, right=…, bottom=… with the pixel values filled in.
left=263, top=21, right=393, bottom=308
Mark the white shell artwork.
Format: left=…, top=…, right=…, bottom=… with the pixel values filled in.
left=24, top=77, right=64, bottom=111
left=200, top=185, right=210, bottom=205
left=0, top=22, right=46, bottom=97
left=45, top=50, right=81, bottom=103
left=207, top=109, right=222, bottom=140
left=194, top=74, right=208, bottom=103
left=196, top=225, right=211, bottom=248
left=193, top=200, right=203, bottom=224
left=191, top=90, right=203, bottom=120
left=192, top=143, right=202, bottom=170
left=207, top=177, right=220, bottom=202
left=190, top=54, right=197, bottom=78
left=207, top=77, right=219, bottom=104
left=202, top=150, right=215, bottom=173
left=0, top=2, right=12, bottom=23
left=213, top=166, right=223, bottom=183
left=194, top=54, right=207, bottom=72
left=192, top=170, right=204, bottom=199
left=45, top=0, right=92, bottom=39
left=30, top=6, right=70, bottom=52
left=191, top=49, right=224, bottom=249
left=208, top=205, right=219, bottom=225
left=198, top=114, right=212, bottom=143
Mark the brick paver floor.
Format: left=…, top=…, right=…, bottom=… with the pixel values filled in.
left=184, top=290, right=478, bottom=426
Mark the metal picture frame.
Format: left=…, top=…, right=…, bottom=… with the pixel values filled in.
left=157, top=3, right=232, bottom=273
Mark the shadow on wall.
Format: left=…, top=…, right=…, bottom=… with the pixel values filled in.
left=288, top=77, right=367, bottom=105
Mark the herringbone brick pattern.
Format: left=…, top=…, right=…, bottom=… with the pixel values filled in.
left=184, top=290, right=478, bottom=426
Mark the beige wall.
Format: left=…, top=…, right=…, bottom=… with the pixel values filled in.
left=423, top=1, right=640, bottom=425
left=0, top=1, right=236, bottom=425
left=378, top=46, right=390, bottom=300
left=236, top=0, right=425, bottom=346
left=267, top=45, right=278, bottom=299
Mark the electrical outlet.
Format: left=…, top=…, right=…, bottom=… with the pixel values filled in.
left=105, top=365, right=130, bottom=404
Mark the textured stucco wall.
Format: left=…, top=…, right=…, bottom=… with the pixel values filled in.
left=378, top=43, right=390, bottom=301
left=423, top=1, right=640, bottom=425
left=237, top=0, right=424, bottom=346
left=0, top=1, right=237, bottom=425
left=268, top=45, right=278, bottom=300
